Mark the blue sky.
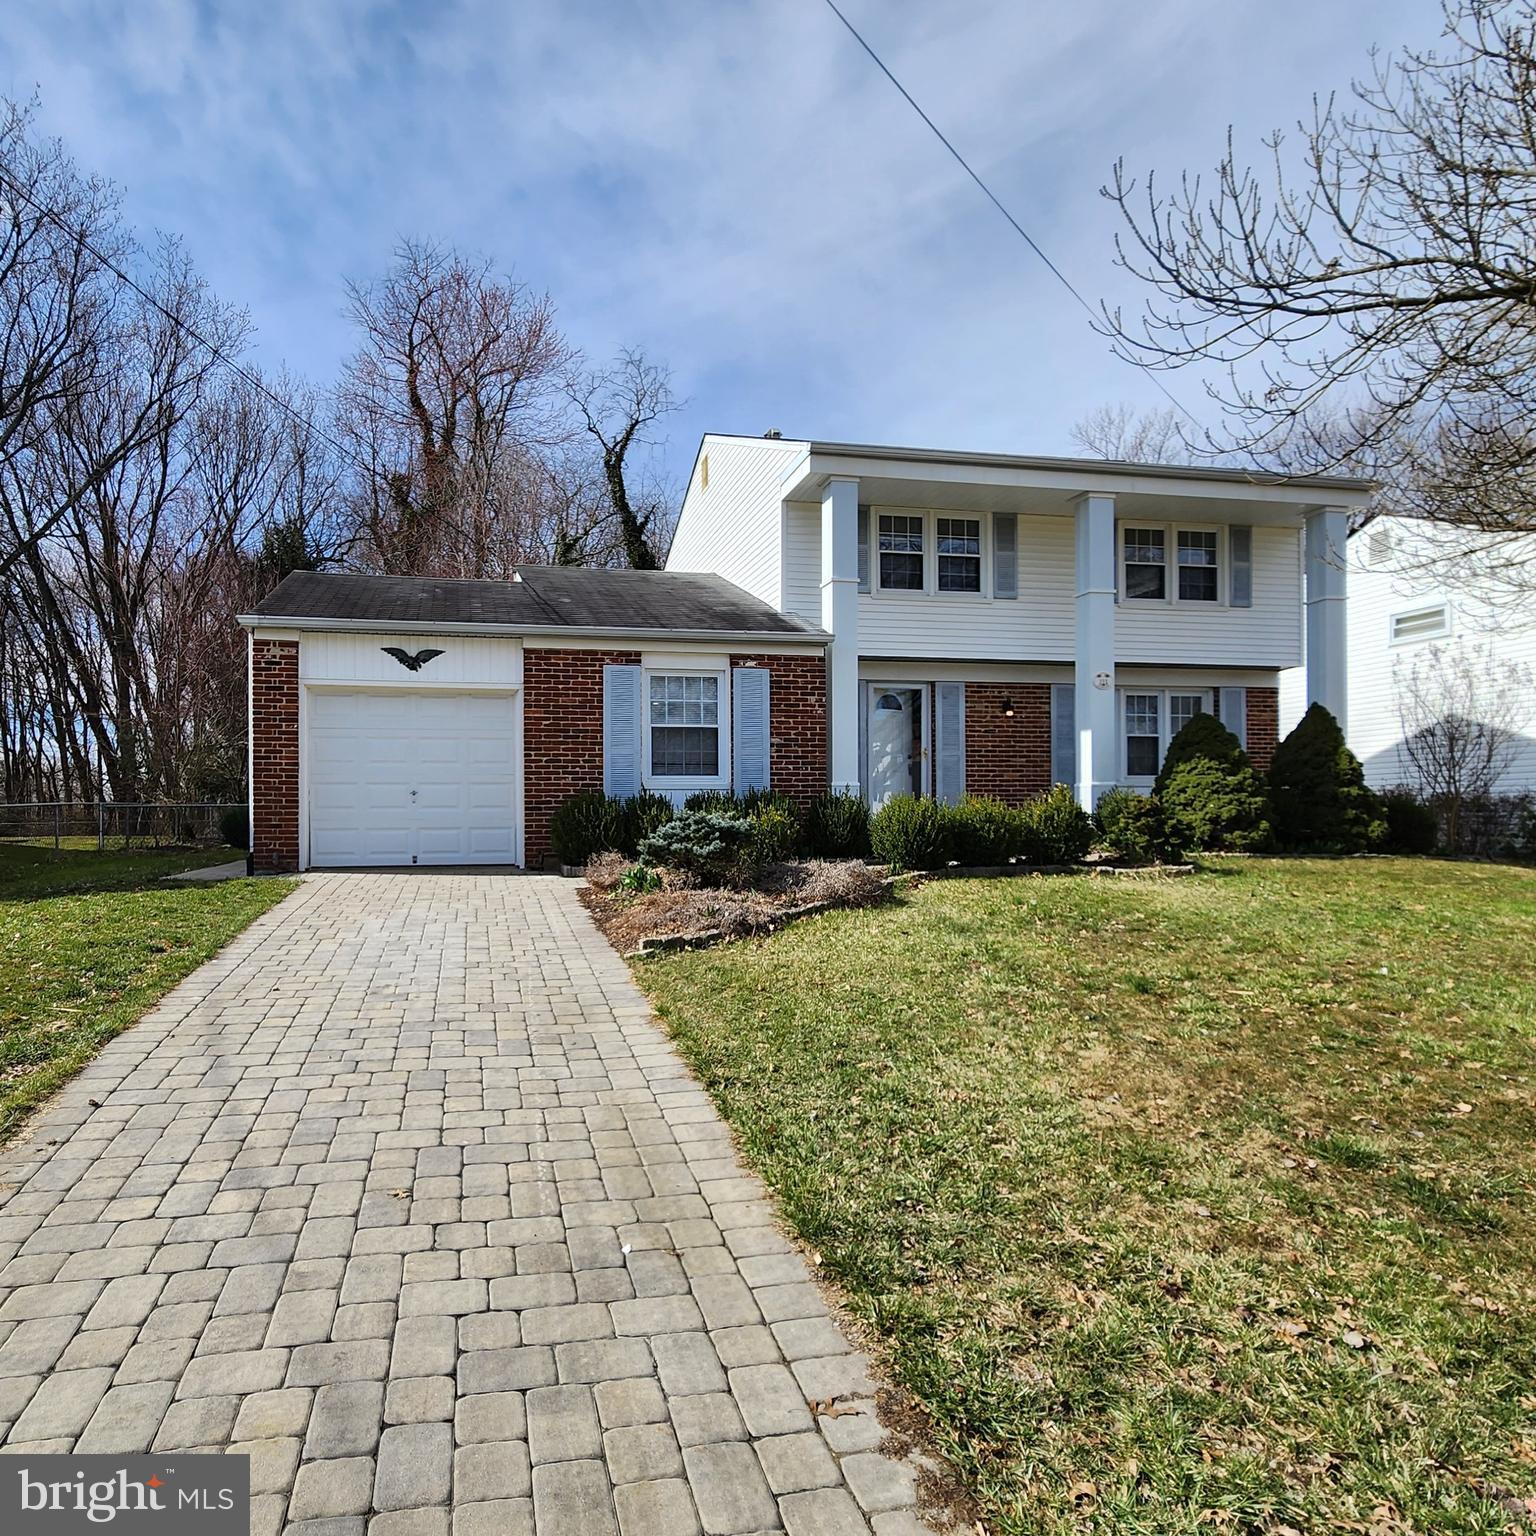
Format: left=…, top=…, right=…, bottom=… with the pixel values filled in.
left=5, top=0, right=1447, bottom=491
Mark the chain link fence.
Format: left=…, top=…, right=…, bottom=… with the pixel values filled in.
left=0, top=801, right=243, bottom=852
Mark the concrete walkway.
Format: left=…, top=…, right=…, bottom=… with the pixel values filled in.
left=0, top=873, right=940, bottom=1536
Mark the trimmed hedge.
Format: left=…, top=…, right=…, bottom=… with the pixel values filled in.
left=947, top=795, right=1020, bottom=866
left=1095, top=788, right=1184, bottom=864
left=1381, top=789, right=1439, bottom=855
left=804, top=792, right=871, bottom=860
left=549, top=790, right=627, bottom=865
left=219, top=804, right=250, bottom=852
left=870, top=794, right=952, bottom=872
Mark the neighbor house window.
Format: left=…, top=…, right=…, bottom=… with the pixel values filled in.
left=1123, top=529, right=1166, bottom=599
left=648, top=674, right=720, bottom=778
left=1177, top=530, right=1219, bottom=601
left=936, top=517, right=982, bottom=592
left=1123, top=689, right=1212, bottom=780
left=878, top=514, right=925, bottom=590
left=1390, top=604, right=1450, bottom=643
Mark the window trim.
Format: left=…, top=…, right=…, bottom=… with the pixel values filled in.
left=1389, top=603, right=1451, bottom=646
left=1119, top=522, right=1227, bottom=607
left=1119, top=687, right=1214, bottom=784
left=641, top=665, right=730, bottom=791
left=870, top=509, right=994, bottom=599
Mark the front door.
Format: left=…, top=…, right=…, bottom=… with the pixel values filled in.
left=867, top=685, right=927, bottom=807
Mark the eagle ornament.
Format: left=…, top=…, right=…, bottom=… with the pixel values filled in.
left=381, top=646, right=444, bottom=672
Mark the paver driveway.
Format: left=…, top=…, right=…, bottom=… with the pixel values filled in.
left=0, top=873, right=940, bottom=1536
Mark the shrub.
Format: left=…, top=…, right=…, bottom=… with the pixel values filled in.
left=869, top=794, right=951, bottom=872
left=1095, top=788, right=1184, bottom=864
left=639, top=809, right=756, bottom=885
left=1159, top=757, right=1272, bottom=851
left=1020, top=784, right=1096, bottom=864
left=1380, top=788, right=1439, bottom=855
left=617, top=862, right=664, bottom=894
left=621, top=790, right=675, bottom=854
left=1268, top=703, right=1385, bottom=853
left=947, top=795, right=1019, bottom=866
left=583, top=851, right=630, bottom=891
left=682, top=789, right=740, bottom=814
left=1154, top=711, right=1250, bottom=794
left=804, top=792, right=871, bottom=859
left=218, top=804, right=250, bottom=851
left=550, top=790, right=626, bottom=865
left=748, top=800, right=801, bottom=864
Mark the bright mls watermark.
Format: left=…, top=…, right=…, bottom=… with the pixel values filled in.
left=8, top=1457, right=249, bottom=1536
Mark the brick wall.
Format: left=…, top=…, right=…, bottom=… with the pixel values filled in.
left=522, top=649, right=830, bottom=868
left=250, top=638, right=299, bottom=873
left=729, top=653, right=828, bottom=808
left=962, top=682, right=1052, bottom=802
left=1246, top=686, right=1279, bottom=772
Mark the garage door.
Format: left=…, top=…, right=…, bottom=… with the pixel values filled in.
left=308, top=690, right=517, bottom=866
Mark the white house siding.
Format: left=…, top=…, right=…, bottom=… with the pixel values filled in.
left=784, top=502, right=1301, bottom=667
left=667, top=435, right=808, bottom=608
left=297, top=630, right=521, bottom=688
left=1287, top=519, right=1536, bottom=792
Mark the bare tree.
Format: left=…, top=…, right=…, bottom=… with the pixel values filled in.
left=1397, top=640, right=1534, bottom=847
left=1102, top=0, right=1536, bottom=537
left=1069, top=404, right=1186, bottom=463
left=567, top=349, right=680, bottom=570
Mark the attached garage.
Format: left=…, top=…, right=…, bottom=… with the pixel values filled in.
left=308, top=690, right=518, bottom=867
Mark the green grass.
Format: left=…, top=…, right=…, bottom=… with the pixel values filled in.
left=640, top=858, right=1536, bottom=1536
left=0, top=844, right=295, bottom=1140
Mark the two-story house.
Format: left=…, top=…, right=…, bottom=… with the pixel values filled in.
left=240, top=434, right=1368, bottom=872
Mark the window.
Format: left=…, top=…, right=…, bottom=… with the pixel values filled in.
left=1123, top=689, right=1211, bottom=780
left=1177, top=530, right=1219, bottom=601
left=936, top=517, right=981, bottom=592
left=648, top=674, right=720, bottom=778
left=1123, top=528, right=1166, bottom=599
left=1390, top=604, right=1450, bottom=643
left=878, top=514, right=925, bottom=590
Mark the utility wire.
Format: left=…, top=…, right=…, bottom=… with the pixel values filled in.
left=0, top=166, right=378, bottom=479
left=818, top=0, right=1200, bottom=427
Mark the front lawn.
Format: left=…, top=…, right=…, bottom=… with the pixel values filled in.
left=0, top=845, right=295, bottom=1140
left=640, top=858, right=1536, bottom=1536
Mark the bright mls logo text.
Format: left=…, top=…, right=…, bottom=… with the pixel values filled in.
left=17, top=1467, right=239, bottom=1525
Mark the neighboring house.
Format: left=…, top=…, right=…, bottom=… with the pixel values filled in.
left=1279, top=515, right=1536, bottom=791
left=241, top=435, right=1369, bottom=873
left=669, top=434, right=1366, bottom=810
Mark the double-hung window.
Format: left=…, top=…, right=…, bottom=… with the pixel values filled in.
left=1123, top=689, right=1212, bottom=781
left=1123, top=528, right=1167, bottom=600
left=1177, top=530, right=1219, bottom=601
left=878, top=514, right=925, bottom=590
left=936, top=517, right=982, bottom=592
left=648, top=673, right=721, bottom=780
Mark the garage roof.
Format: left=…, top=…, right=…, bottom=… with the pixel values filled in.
left=243, top=568, right=826, bottom=639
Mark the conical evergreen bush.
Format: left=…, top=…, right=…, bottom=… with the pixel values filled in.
left=1268, top=703, right=1385, bottom=852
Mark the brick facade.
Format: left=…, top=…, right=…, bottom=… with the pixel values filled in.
left=962, top=682, right=1053, bottom=801
left=521, top=648, right=829, bottom=869
left=250, top=638, right=300, bottom=873
left=522, top=648, right=642, bottom=870
left=1246, top=685, right=1280, bottom=772
left=729, top=653, right=828, bottom=809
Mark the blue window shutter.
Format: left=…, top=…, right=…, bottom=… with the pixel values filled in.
left=1051, top=683, right=1076, bottom=788
left=1220, top=686, right=1248, bottom=749
left=935, top=683, right=965, bottom=805
left=857, top=505, right=871, bottom=593
left=857, top=680, right=870, bottom=795
left=603, top=664, right=642, bottom=797
left=1229, top=525, right=1252, bottom=607
left=732, top=667, right=771, bottom=793
left=993, top=514, right=1018, bottom=599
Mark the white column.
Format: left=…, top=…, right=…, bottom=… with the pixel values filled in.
left=1304, top=505, right=1349, bottom=724
left=1074, top=492, right=1118, bottom=811
left=820, top=477, right=861, bottom=794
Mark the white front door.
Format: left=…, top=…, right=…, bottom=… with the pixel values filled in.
left=308, top=690, right=517, bottom=867
left=867, top=685, right=927, bottom=807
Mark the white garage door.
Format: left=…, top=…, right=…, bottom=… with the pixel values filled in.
left=308, top=690, right=517, bottom=867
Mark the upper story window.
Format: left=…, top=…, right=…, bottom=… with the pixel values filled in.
left=878, top=515, right=925, bottom=590
left=648, top=673, right=721, bottom=779
left=1123, top=525, right=1222, bottom=603
left=1177, top=530, right=1219, bottom=601
left=1390, top=604, right=1450, bottom=644
left=1123, top=528, right=1166, bottom=599
left=936, top=517, right=982, bottom=592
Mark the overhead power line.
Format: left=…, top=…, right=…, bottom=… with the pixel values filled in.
left=817, top=0, right=1199, bottom=427
left=0, top=166, right=377, bottom=479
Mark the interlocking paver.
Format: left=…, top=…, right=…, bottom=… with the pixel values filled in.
left=0, top=874, right=940, bottom=1535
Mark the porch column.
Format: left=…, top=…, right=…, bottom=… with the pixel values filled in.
left=1304, top=505, right=1349, bottom=725
left=821, top=476, right=861, bottom=794
left=1074, top=492, right=1117, bottom=810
